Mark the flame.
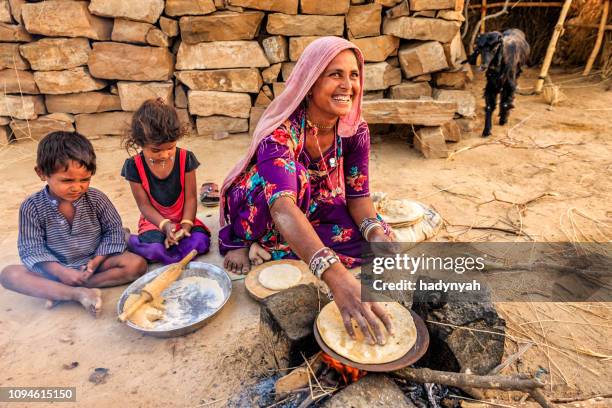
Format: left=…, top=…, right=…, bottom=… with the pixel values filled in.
left=321, top=352, right=367, bottom=384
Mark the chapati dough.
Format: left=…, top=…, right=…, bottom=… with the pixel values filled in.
left=380, top=200, right=424, bottom=225
left=317, top=301, right=417, bottom=364
left=124, top=294, right=164, bottom=329
left=258, top=264, right=302, bottom=291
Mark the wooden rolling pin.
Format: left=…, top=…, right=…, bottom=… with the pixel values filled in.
left=118, top=249, right=198, bottom=322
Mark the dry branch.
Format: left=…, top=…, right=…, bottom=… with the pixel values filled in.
left=536, top=0, right=574, bottom=93
left=583, top=0, right=610, bottom=76
left=551, top=393, right=612, bottom=403
left=489, top=342, right=535, bottom=375
left=393, top=367, right=544, bottom=392
left=468, top=2, right=563, bottom=8
left=393, top=368, right=556, bottom=408
left=470, top=0, right=512, bottom=52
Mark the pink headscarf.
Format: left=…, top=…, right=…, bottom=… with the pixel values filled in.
left=219, top=36, right=365, bottom=225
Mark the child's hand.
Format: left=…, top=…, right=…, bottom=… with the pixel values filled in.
left=162, top=222, right=179, bottom=248
left=83, top=256, right=105, bottom=280
left=57, top=267, right=89, bottom=286
left=180, top=222, right=192, bottom=237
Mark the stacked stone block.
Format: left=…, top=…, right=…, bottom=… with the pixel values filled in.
left=0, top=0, right=475, bottom=158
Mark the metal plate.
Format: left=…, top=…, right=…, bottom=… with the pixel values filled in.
left=313, top=310, right=429, bottom=372
left=116, top=262, right=232, bottom=338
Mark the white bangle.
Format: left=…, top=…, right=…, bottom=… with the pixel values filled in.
left=159, top=218, right=171, bottom=230
left=364, top=223, right=383, bottom=241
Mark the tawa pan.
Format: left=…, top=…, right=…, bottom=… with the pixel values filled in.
left=117, top=262, right=232, bottom=338
left=313, top=310, right=429, bottom=372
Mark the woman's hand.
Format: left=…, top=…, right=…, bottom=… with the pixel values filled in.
left=368, top=227, right=395, bottom=243
left=368, top=227, right=401, bottom=255
left=323, top=264, right=394, bottom=345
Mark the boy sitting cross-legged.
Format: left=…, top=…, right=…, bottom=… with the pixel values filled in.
left=0, top=131, right=147, bottom=316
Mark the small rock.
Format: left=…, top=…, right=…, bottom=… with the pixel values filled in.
left=323, top=374, right=416, bottom=407
left=62, top=361, right=79, bottom=370
left=212, top=131, right=229, bottom=140
left=88, top=367, right=109, bottom=385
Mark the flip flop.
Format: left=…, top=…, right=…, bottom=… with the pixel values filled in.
left=199, top=182, right=220, bottom=207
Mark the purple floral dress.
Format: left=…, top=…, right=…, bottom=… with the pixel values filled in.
left=219, top=104, right=377, bottom=268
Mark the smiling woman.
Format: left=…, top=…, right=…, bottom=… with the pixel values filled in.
left=219, top=37, right=395, bottom=345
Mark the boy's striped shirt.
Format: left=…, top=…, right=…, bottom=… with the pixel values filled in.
left=18, top=187, right=126, bottom=273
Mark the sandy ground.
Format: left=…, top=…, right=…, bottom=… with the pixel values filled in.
left=0, top=68, right=610, bottom=407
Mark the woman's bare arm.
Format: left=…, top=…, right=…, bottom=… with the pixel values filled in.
left=347, top=196, right=393, bottom=243
left=270, top=196, right=393, bottom=344
left=347, top=196, right=377, bottom=227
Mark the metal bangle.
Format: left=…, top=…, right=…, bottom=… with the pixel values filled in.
left=360, top=217, right=384, bottom=241
left=364, top=223, right=384, bottom=241
left=308, top=247, right=329, bottom=268
left=312, top=254, right=340, bottom=280
left=158, top=218, right=171, bottom=230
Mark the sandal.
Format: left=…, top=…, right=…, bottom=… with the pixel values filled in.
left=199, top=182, right=220, bottom=207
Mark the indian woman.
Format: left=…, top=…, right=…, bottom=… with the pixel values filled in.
left=219, top=37, right=395, bottom=344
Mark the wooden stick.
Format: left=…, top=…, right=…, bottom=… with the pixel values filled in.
left=462, top=342, right=534, bottom=399
left=584, top=0, right=610, bottom=76
left=552, top=393, right=612, bottom=403
left=448, top=394, right=517, bottom=407
left=470, top=0, right=511, bottom=53
left=393, top=368, right=556, bottom=408
left=393, top=368, right=544, bottom=391
left=489, top=342, right=535, bottom=375
left=469, top=2, right=562, bottom=8
left=481, top=0, right=488, bottom=34
left=535, top=0, right=574, bottom=93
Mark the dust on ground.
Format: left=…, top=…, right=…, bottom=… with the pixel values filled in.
left=0, top=68, right=610, bottom=407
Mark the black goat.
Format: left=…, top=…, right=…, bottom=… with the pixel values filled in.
left=467, top=29, right=530, bottom=137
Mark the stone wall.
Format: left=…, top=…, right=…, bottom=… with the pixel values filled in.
left=0, top=0, right=475, bottom=156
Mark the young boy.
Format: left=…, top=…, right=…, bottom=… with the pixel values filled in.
left=0, top=131, right=147, bottom=317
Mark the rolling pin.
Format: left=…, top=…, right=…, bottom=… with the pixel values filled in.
left=118, top=249, right=198, bottom=322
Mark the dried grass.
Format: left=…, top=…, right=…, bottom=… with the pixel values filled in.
left=559, top=207, right=611, bottom=256
left=602, top=31, right=612, bottom=78
left=560, top=0, right=610, bottom=65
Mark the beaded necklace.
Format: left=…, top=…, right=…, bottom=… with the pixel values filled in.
left=308, top=123, right=342, bottom=198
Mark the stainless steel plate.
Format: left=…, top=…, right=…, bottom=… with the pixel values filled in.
left=116, top=262, right=232, bottom=338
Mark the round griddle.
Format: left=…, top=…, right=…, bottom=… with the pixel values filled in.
left=313, top=309, right=429, bottom=372
left=245, top=259, right=320, bottom=302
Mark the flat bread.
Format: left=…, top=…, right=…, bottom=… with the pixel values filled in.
left=380, top=200, right=424, bottom=225
left=317, top=301, right=416, bottom=364
left=258, top=264, right=302, bottom=291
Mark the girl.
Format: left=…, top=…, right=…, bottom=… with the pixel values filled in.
left=122, top=99, right=210, bottom=264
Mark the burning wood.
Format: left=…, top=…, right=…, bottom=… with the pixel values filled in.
left=320, top=352, right=367, bottom=385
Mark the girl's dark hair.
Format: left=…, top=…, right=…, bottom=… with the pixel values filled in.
left=123, top=98, right=186, bottom=154
left=37, top=131, right=96, bottom=176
